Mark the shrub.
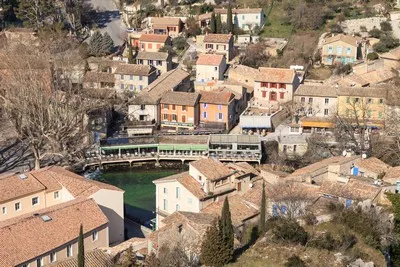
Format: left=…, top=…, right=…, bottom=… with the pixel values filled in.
left=367, top=52, right=379, bottom=60
left=310, top=232, right=338, bottom=251
left=330, top=23, right=343, bottom=34
left=360, top=25, right=367, bottom=32
left=380, top=21, right=392, bottom=32
left=304, top=212, right=318, bottom=226
left=334, top=63, right=352, bottom=75
left=369, top=28, right=383, bottom=38
left=270, top=218, right=308, bottom=246
left=285, top=255, right=306, bottom=267
left=172, top=36, right=187, bottom=51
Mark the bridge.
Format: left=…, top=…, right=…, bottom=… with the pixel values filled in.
left=84, top=134, right=262, bottom=170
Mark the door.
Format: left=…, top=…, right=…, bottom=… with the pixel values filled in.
left=237, top=182, right=242, bottom=192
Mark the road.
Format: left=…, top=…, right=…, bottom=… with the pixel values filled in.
left=89, top=0, right=127, bottom=46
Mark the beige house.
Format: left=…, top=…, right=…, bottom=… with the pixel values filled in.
left=322, top=34, right=361, bottom=65
left=153, top=158, right=255, bottom=229
left=196, top=54, right=227, bottom=82
left=114, top=64, right=158, bottom=92
left=203, top=33, right=234, bottom=61
left=135, top=51, right=172, bottom=73
left=139, top=34, right=171, bottom=52
left=0, top=167, right=124, bottom=245
left=0, top=198, right=109, bottom=267
left=226, top=64, right=259, bottom=96
left=148, top=17, right=183, bottom=37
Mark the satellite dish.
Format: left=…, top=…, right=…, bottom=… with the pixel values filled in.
left=342, top=150, right=347, bottom=157
left=362, top=153, right=367, bottom=159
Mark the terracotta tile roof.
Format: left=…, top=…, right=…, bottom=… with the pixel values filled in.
left=151, top=17, right=181, bottom=26
left=49, top=249, right=113, bottom=267
left=83, top=72, right=115, bottom=83
left=197, top=13, right=212, bottom=21
left=323, top=34, right=361, bottom=47
left=199, top=89, right=234, bottom=105
left=380, top=46, right=400, bottom=60
left=0, top=198, right=108, bottom=267
left=153, top=172, right=207, bottom=199
left=215, top=8, right=263, bottom=14
left=133, top=68, right=190, bottom=104
left=196, top=54, right=225, bottom=66
left=202, top=194, right=259, bottom=227
left=163, top=211, right=216, bottom=225
left=320, top=178, right=382, bottom=201
left=294, top=84, right=338, bottom=97
left=136, top=51, right=170, bottom=60
left=160, top=91, right=200, bottom=106
left=190, top=158, right=234, bottom=181
left=204, top=34, right=233, bottom=44
left=228, top=64, right=259, bottom=81
left=256, top=67, right=296, bottom=83
left=337, top=86, right=388, bottom=98
left=383, top=166, right=400, bottom=184
left=115, top=63, right=156, bottom=76
left=260, top=165, right=289, bottom=178
left=355, top=157, right=390, bottom=175
left=139, top=34, right=170, bottom=43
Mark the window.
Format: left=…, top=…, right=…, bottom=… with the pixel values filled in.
left=328, top=46, right=333, bottom=53
left=141, top=104, right=146, bottom=110
left=157, top=60, right=162, bottom=66
left=163, top=199, right=168, bottom=210
left=325, top=98, right=329, bottom=104
left=198, top=175, right=202, bottom=181
left=271, top=83, right=277, bottom=88
left=367, top=110, right=372, bottom=118
left=176, top=187, right=180, bottom=199
left=176, top=204, right=180, bottom=211
left=120, top=84, right=124, bottom=89
left=337, top=46, right=343, bottom=54
left=261, top=91, right=267, bottom=98
left=354, top=97, right=359, bottom=103
left=203, top=103, right=208, bottom=108
left=54, top=191, right=59, bottom=199
left=138, top=59, right=143, bottom=64
left=308, top=108, right=313, bottom=115
left=367, top=98, right=373, bottom=104
left=346, top=47, right=352, bottom=55
left=182, top=115, right=186, bottom=123
left=293, top=145, right=297, bottom=152
left=218, top=113, right=223, bottom=120
left=139, top=76, right=143, bottom=81
left=242, top=15, right=245, bottom=19
left=182, top=105, right=187, bottom=111
left=2, top=206, right=6, bottom=215
left=163, top=187, right=168, bottom=194
left=130, top=85, right=134, bottom=90
left=379, top=98, right=384, bottom=104
left=205, top=44, right=213, bottom=49
left=149, top=60, right=154, bottom=65
left=346, top=97, right=350, bottom=103
left=324, top=109, right=329, bottom=116
left=308, top=98, right=313, bottom=104
left=36, top=257, right=44, bottom=267
left=163, top=114, right=168, bottom=120
left=172, top=104, right=176, bottom=110
left=280, top=83, right=287, bottom=89
left=32, top=197, right=39, bottom=206
left=172, top=114, right=177, bottom=121
left=92, top=230, right=98, bottom=241
left=50, top=252, right=56, bottom=263
left=139, top=85, right=143, bottom=90
left=67, top=244, right=73, bottom=257
left=270, top=92, right=277, bottom=101
left=130, top=75, right=133, bottom=80
left=157, top=44, right=161, bottom=49
left=203, top=112, right=207, bottom=119
left=120, top=74, right=124, bottom=80
left=256, top=15, right=259, bottom=19
left=214, top=66, right=218, bottom=71
left=379, top=111, right=383, bottom=118
left=261, top=82, right=268, bottom=87
left=218, top=104, right=222, bottom=110
left=164, top=104, right=169, bottom=109
left=15, top=202, right=21, bottom=211
left=301, top=97, right=305, bottom=103
left=279, top=92, right=285, bottom=99
left=188, top=198, right=192, bottom=204
left=148, top=43, right=152, bottom=49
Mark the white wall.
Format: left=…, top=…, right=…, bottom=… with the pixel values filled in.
left=128, top=104, right=158, bottom=123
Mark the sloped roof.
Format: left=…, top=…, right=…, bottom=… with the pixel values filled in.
left=323, top=34, right=361, bottom=47
left=160, top=91, right=200, bottom=106
left=294, top=84, right=338, bottom=97
left=320, top=178, right=382, bottom=201
left=215, top=8, right=263, bottom=14
left=190, top=158, right=234, bottom=181
left=204, top=34, right=233, bottom=43
left=153, top=172, right=207, bottom=199
left=49, top=249, right=114, bottom=267
left=0, top=198, right=108, bottom=267
left=199, top=89, right=234, bottom=105
left=380, top=46, right=400, bottom=60
left=337, top=86, right=388, bottom=98
left=355, top=157, right=390, bottom=175
left=83, top=72, right=115, bottom=83
left=136, top=51, right=170, bottom=60
left=256, top=67, right=296, bottom=83
left=383, top=166, right=400, bottom=184
left=115, top=63, right=156, bottom=76
left=151, top=17, right=181, bottom=26
left=196, top=54, right=225, bottom=66
left=139, top=34, right=170, bottom=43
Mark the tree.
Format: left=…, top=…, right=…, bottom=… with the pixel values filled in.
left=172, top=36, right=187, bottom=51
left=259, top=182, right=267, bottom=235
left=380, top=21, right=392, bottom=32
left=101, top=32, right=115, bottom=56
left=369, top=28, right=383, bottom=38
left=239, top=42, right=270, bottom=68
left=88, top=31, right=103, bottom=56
left=227, top=4, right=233, bottom=34
left=210, top=12, right=216, bottom=34
left=185, top=16, right=201, bottom=37
left=285, top=255, right=306, bottom=267
left=219, top=197, right=234, bottom=262
left=216, top=13, right=222, bottom=34
left=200, top=219, right=230, bottom=267
left=78, top=224, right=85, bottom=267
left=16, top=0, right=57, bottom=30
left=128, top=45, right=134, bottom=64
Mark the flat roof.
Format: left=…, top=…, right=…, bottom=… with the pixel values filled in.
left=209, top=134, right=260, bottom=144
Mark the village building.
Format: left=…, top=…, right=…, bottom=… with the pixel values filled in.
left=196, top=54, right=227, bottom=82
left=114, top=64, right=158, bottom=92
left=0, top=167, right=124, bottom=244
left=128, top=68, right=191, bottom=128
left=148, top=17, right=183, bottom=37
left=214, top=8, right=265, bottom=31
left=278, top=135, right=308, bottom=157
left=226, top=64, right=259, bottom=97
left=159, top=91, right=200, bottom=132
left=135, top=51, right=172, bottom=73
left=82, top=72, right=116, bottom=90
left=0, top=198, right=109, bottom=267
left=203, top=33, right=234, bottom=61
left=321, top=34, right=362, bottom=65
left=138, top=34, right=171, bottom=52
left=352, top=157, right=390, bottom=179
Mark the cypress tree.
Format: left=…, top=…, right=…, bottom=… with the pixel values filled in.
left=259, top=182, right=266, bottom=235
left=220, top=197, right=234, bottom=262
left=216, top=13, right=222, bottom=34
left=88, top=31, right=103, bottom=56
left=128, top=45, right=134, bottom=64
left=227, top=4, right=233, bottom=34
left=101, top=32, right=115, bottom=56
left=200, top=219, right=230, bottom=267
left=210, top=12, right=216, bottom=34
left=78, top=224, right=85, bottom=267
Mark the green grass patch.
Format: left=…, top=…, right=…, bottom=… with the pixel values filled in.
left=260, top=1, right=293, bottom=39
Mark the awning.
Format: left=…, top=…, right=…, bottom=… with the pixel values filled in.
left=158, top=145, right=174, bottom=150
left=301, top=120, right=335, bottom=128
left=191, top=145, right=208, bottom=151
left=174, top=145, right=193, bottom=151
left=101, top=144, right=158, bottom=150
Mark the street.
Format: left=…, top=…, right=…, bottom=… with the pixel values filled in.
left=89, top=0, right=127, bottom=46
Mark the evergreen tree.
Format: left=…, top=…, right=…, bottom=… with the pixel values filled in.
left=128, top=45, right=134, bottom=64
left=78, top=224, right=85, bottom=267
left=200, top=220, right=231, bottom=267
left=16, top=0, right=57, bottom=30
left=210, top=12, right=216, bottom=34
left=220, top=197, right=234, bottom=262
left=101, top=32, right=114, bottom=56
left=88, top=30, right=103, bottom=56
left=259, top=182, right=266, bottom=235
left=227, top=4, right=233, bottom=34
left=216, top=13, right=222, bottom=34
